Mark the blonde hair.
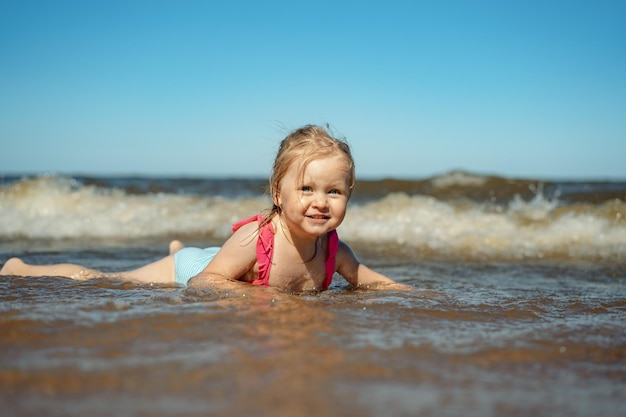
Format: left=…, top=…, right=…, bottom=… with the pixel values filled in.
left=264, top=125, right=355, bottom=223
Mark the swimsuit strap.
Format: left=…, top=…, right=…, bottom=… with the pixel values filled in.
left=322, top=230, right=339, bottom=290
left=232, top=214, right=274, bottom=286
left=232, top=215, right=338, bottom=289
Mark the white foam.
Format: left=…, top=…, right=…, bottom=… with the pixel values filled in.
left=341, top=193, right=625, bottom=261
left=2, top=177, right=624, bottom=261
left=0, top=176, right=267, bottom=240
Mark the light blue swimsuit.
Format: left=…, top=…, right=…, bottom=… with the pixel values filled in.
left=173, top=247, right=220, bottom=285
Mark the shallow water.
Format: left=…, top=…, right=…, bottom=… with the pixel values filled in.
left=1, top=249, right=625, bottom=417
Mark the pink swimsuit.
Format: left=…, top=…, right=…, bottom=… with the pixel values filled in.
left=232, top=215, right=339, bottom=290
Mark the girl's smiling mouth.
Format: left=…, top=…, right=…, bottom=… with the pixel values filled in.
left=307, top=214, right=330, bottom=220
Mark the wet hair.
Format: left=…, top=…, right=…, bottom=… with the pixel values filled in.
left=264, top=124, right=355, bottom=222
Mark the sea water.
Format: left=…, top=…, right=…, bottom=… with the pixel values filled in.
left=1, top=172, right=625, bottom=416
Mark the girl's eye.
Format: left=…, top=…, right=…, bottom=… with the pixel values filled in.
left=301, top=186, right=313, bottom=192
left=329, top=189, right=341, bottom=195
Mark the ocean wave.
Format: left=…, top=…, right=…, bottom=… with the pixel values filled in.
left=0, top=175, right=268, bottom=240
left=342, top=192, right=625, bottom=262
left=1, top=175, right=625, bottom=262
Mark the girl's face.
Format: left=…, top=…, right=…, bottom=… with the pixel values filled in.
left=276, top=155, right=351, bottom=239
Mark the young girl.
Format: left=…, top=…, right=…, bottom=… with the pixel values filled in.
left=1, top=125, right=407, bottom=292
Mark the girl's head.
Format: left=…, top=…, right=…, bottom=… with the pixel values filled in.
left=269, top=125, right=355, bottom=211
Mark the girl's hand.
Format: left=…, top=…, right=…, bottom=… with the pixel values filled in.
left=353, top=281, right=414, bottom=291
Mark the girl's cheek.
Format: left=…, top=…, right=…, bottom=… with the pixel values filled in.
left=296, top=192, right=306, bottom=205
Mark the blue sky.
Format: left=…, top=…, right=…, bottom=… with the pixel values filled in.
left=1, top=0, right=625, bottom=180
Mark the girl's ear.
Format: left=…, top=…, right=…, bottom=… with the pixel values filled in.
left=272, top=187, right=282, bottom=207
left=273, top=191, right=282, bottom=208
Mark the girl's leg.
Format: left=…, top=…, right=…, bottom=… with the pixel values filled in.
left=169, top=240, right=185, bottom=255
left=1, top=256, right=176, bottom=284
left=125, top=240, right=185, bottom=283
left=1, top=240, right=185, bottom=284
left=119, top=255, right=176, bottom=284
left=0, top=258, right=102, bottom=280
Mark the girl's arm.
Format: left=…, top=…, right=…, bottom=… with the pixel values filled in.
left=335, top=240, right=412, bottom=290
left=187, top=221, right=258, bottom=288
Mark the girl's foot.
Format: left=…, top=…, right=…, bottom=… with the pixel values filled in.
left=0, top=258, right=25, bottom=276
left=169, top=240, right=185, bottom=255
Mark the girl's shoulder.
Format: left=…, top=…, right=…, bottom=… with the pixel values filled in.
left=233, top=214, right=265, bottom=232
left=336, top=236, right=352, bottom=251
left=335, top=238, right=359, bottom=266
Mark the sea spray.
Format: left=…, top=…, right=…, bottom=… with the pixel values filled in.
left=1, top=174, right=624, bottom=262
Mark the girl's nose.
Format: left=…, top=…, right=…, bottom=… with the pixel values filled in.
left=313, top=193, right=328, bottom=208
